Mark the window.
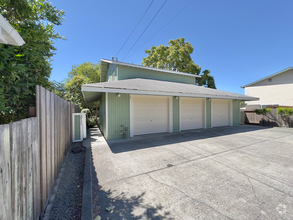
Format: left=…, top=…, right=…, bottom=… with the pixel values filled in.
left=268, top=78, right=272, bottom=82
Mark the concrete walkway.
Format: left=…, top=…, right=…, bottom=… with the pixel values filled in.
left=90, top=125, right=293, bottom=219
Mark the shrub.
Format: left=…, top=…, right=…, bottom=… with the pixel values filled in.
left=86, top=117, right=97, bottom=128
left=276, top=107, right=293, bottom=117
left=255, top=108, right=271, bottom=115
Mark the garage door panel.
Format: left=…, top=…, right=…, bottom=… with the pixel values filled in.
left=133, top=96, right=169, bottom=135
left=213, top=99, right=229, bottom=127
left=181, top=98, right=204, bottom=130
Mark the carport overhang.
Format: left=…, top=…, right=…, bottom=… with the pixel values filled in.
left=82, top=78, right=259, bottom=103
left=0, top=14, right=25, bottom=46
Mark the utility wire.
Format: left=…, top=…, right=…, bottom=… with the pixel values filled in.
left=128, top=0, right=194, bottom=59
left=115, top=0, right=154, bottom=57
left=122, top=0, right=168, bottom=61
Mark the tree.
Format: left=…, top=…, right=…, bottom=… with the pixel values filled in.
left=142, top=37, right=216, bottom=88
left=255, top=107, right=293, bottom=128
left=276, top=107, right=293, bottom=127
left=0, top=0, right=65, bottom=124
left=65, top=62, right=101, bottom=110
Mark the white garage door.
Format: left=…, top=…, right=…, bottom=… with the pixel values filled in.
left=213, top=99, right=230, bottom=127
left=181, top=97, right=204, bottom=130
left=133, top=96, right=168, bottom=135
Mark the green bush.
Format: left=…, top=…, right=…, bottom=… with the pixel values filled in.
left=86, top=117, right=97, bottom=128
left=276, top=107, right=293, bottom=117
left=255, top=108, right=271, bottom=115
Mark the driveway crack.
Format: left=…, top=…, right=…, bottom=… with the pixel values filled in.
left=146, top=173, right=234, bottom=220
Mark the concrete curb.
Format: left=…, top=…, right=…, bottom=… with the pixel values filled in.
left=81, top=129, right=93, bottom=220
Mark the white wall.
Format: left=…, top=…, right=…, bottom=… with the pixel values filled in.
left=245, top=69, right=293, bottom=106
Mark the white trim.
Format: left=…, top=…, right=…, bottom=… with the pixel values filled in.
left=105, top=92, right=108, bottom=139
left=241, top=67, right=293, bottom=88
left=101, top=59, right=201, bottom=78
left=72, top=113, right=83, bottom=142
left=211, top=99, right=213, bottom=128
left=204, top=99, right=207, bottom=129
left=229, top=100, right=233, bottom=126
left=169, top=97, right=173, bottom=132
left=82, top=113, right=87, bottom=138
left=129, top=95, right=134, bottom=137
left=179, top=97, right=181, bottom=132
left=0, top=14, right=25, bottom=46
left=81, top=86, right=257, bottom=101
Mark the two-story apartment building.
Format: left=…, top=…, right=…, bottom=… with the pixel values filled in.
left=82, top=59, right=258, bottom=140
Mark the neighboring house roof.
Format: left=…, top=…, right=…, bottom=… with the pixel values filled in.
left=0, top=14, right=25, bottom=46
left=241, top=67, right=293, bottom=88
left=100, top=59, right=201, bottom=82
left=82, top=78, right=258, bottom=103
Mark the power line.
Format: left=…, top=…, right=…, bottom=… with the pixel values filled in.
left=122, top=0, right=168, bottom=61
left=115, top=0, right=154, bottom=57
left=128, top=0, right=194, bottom=59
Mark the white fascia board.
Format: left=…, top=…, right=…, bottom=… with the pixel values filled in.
left=101, top=59, right=201, bottom=78
left=0, top=15, right=25, bottom=46
left=82, top=86, right=258, bottom=101
left=241, top=67, right=293, bottom=88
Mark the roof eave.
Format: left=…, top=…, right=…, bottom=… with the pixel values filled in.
left=81, top=86, right=259, bottom=101
left=241, top=67, right=293, bottom=88
left=0, top=15, right=25, bottom=46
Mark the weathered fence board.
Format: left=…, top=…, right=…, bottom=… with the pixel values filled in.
left=0, top=124, right=11, bottom=220
left=0, top=85, right=79, bottom=219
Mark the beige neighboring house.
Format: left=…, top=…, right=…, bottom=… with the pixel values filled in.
left=241, top=67, right=293, bottom=109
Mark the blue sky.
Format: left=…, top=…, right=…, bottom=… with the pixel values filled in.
left=49, top=0, right=293, bottom=94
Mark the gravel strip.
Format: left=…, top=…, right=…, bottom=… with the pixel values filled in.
left=49, top=142, right=86, bottom=220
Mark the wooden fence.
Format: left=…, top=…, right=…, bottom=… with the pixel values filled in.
left=0, top=85, right=79, bottom=220
left=244, top=108, right=293, bottom=127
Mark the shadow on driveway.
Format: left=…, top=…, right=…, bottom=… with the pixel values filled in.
left=91, top=162, right=174, bottom=220
left=107, top=125, right=270, bottom=154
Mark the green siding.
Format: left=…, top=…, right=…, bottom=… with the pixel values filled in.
left=205, top=99, right=211, bottom=128
left=107, top=93, right=130, bottom=140
left=233, top=100, right=240, bottom=126
left=99, top=93, right=106, bottom=136
left=173, top=97, right=180, bottom=132
left=74, top=115, right=81, bottom=140
left=118, top=65, right=195, bottom=84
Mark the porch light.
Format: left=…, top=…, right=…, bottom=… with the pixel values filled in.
left=117, top=93, right=121, bottom=97
left=175, top=96, right=178, bottom=99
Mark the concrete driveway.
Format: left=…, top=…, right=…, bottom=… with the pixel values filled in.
left=90, top=125, right=293, bottom=220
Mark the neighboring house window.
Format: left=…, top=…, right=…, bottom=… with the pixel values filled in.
left=268, top=78, right=272, bottom=82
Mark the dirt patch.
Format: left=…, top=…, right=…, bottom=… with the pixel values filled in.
left=49, top=143, right=86, bottom=220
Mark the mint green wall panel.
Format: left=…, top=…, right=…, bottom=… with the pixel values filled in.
left=206, top=99, right=211, bottom=128
left=99, top=93, right=106, bottom=136
left=118, top=65, right=195, bottom=84
left=106, top=64, right=118, bottom=82
left=107, top=93, right=130, bottom=140
left=173, top=97, right=180, bottom=132
left=233, top=100, right=240, bottom=126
